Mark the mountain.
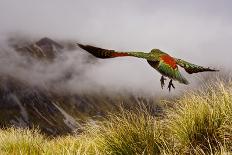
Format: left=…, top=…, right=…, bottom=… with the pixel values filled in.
left=0, top=37, right=161, bottom=136
left=15, top=37, right=63, bottom=60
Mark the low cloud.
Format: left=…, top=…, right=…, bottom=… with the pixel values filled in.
left=0, top=0, right=231, bottom=96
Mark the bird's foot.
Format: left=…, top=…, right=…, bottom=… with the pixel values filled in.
left=168, top=79, right=175, bottom=92
left=160, top=76, right=167, bottom=89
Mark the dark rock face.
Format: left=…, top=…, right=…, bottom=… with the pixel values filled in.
left=0, top=76, right=79, bottom=136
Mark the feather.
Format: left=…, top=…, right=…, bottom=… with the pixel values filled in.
left=77, top=43, right=155, bottom=60
left=175, top=58, right=219, bottom=74
left=77, top=43, right=119, bottom=58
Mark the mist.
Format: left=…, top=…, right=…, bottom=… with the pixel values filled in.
left=0, top=0, right=231, bottom=96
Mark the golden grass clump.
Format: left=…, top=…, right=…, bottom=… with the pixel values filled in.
left=166, top=81, right=232, bottom=153
left=0, top=127, right=45, bottom=155
left=89, top=106, right=166, bottom=155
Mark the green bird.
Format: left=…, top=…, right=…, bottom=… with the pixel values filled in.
left=77, top=43, right=218, bottom=91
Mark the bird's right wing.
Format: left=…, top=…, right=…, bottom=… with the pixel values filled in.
left=175, top=58, right=219, bottom=74
left=77, top=43, right=155, bottom=61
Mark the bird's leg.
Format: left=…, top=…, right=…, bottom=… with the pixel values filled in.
left=160, top=76, right=166, bottom=89
left=168, top=79, right=175, bottom=92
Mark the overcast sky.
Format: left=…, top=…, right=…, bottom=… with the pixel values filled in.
left=0, top=0, right=231, bottom=95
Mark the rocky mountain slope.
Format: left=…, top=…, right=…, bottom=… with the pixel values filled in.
left=0, top=37, right=161, bottom=136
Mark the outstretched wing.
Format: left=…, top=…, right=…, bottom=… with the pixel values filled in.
left=175, top=58, right=219, bottom=74
left=77, top=43, right=155, bottom=61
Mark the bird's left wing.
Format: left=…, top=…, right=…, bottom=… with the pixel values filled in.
left=175, top=58, right=219, bottom=74
left=77, top=43, right=155, bottom=61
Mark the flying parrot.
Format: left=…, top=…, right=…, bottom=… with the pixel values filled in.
left=77, top=43, right=218, bottom=91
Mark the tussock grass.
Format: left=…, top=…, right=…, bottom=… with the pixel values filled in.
left=166, top=81, right=232, bottom=154
left=0, top=127, right=45, bottom=155
left=46, top=134, right=100, bottom=155
left=0, top=80, right=232, bottom=154
left=92, top=106, right=166, bottom=154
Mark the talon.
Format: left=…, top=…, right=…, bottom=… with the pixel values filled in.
left=160, top=76, right=167, bottom=89
left=168, top=79, right=175, bottom=92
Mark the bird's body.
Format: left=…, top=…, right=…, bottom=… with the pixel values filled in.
left=77, top=44, right=218, bottom=91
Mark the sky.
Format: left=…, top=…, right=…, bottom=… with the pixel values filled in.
left=0, top=0, right=231, bottom=95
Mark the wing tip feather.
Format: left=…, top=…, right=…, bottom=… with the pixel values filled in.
left=77, top=43, right=86, bottom=49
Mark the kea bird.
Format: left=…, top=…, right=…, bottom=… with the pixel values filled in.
left=77, top=43, right=218, bottom=91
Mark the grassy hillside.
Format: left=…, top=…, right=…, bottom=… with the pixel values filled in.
left=0, top=80, right=231, bottom=155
